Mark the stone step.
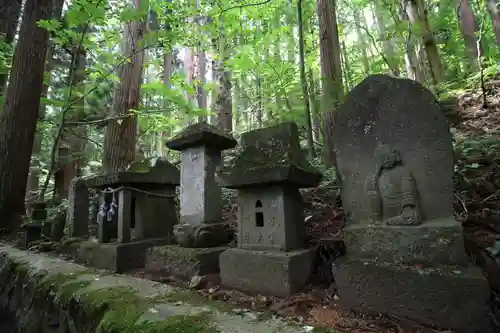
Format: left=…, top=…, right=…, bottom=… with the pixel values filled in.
left=0, top=244, right=322, bottom=333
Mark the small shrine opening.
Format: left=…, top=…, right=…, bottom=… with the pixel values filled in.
left=255, top=200, right=264, bottom=227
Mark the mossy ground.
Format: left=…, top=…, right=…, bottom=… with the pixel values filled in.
left=81, top=287, right=219, bottom=333
left=5, top=257, right=220, bottom=333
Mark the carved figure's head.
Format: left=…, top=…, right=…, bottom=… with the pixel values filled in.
left=375, top=144, right=402, bottom=169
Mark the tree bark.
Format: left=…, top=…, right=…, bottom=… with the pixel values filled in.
left=484, top=0, right=500, bottom=45
left=0, top=0, right=53, bottom=227
left=316, top=0, right=344, bottom=166
left=298, top=0, right=315, bottom=157
left=405, top=0, right=445, bottom=85
left=25, top=0, right=65, bottom=211
left=0, top=0, right=22, bottom=95
left=456, top=0, right=482, bottom=71
left=103, top=0, right=145, bottom=172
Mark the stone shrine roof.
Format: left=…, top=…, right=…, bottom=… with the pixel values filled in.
left=166, top=122, right=237, bottom=151
left=84, top=157, right=180, bottom=189
left=220, top=122, right=322, bottom=189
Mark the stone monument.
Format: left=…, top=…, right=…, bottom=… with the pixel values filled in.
left=145, top=122, right=237, bottom=280
left=331, top=74, right=490, bottom=332
left=66, top=177, right=89, bottom=238
left=219, top=122, right=322, bottom=297
left=72, top=157, right=180, bottom=273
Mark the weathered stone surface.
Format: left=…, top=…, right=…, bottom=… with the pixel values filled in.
left=332, top=75, right=453, bottom=224
left=220, top=248, right=314, bottom=298
left=0, top=244, right=310, bottom=333
left=167, top=123, right=236, bottom=248
left=67, top=177, right=89, bottom=238
left=343, top=220, right=471, bottom=266
left=237, top=186, right=307, bottom=252
left=177, top=146, right=224, bottom=226
left=333, top=258, right=491, bottom=332
left=331, top=75, right=490, bottom=332
left=166, top=122, right=237, bottom=151
left=73, top=238, right=174, bottom=273
left=146, top=245, right=227, bottom=280
left=220, top=122, right=322, bottom=189
left=85, top=156, right=180, bottom=189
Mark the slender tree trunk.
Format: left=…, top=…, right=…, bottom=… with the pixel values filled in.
left=456, top=0, right=482, bottom=71
left=54, top=46, right=86, bottom=200
left=298, top=0, right=315, bottom=157
left=316, top=0, right=344, bottom=166
left=374, top=3, right=400, bottom=75
left=0, top=0, right=53, bottom=227
left=103, top=0, right=146, bottom=172
left=405, top=0, right=446, bottom=85
left=0, top=0, right=22, bottom=95
left=484, top=0, right=500, bottom=45
left=353, top=9, right=370, bottom=75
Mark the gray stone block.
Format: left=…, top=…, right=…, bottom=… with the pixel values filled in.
left=75, top=238, right=171, bottom=273
left=332, top=257, right=491, bottom=333
left=220, top=248, right=314, bottom=298
left=146, top=245, right=226, bottom=280
left=343, top=221, right=471, bottom=266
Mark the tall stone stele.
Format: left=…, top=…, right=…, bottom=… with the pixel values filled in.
left=166, top=122, right=237, bottom=248
left=219, top=122, right=322, bottom=298
left=331, top=75, right=490, bottom=332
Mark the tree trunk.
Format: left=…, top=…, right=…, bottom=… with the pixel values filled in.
left=0, top=0, right=53, bottom=227
left=298, top=0, right=315, bottom=158
left=25, top=0, right=65, bottom=211
left=316, top=0, right=344, bottom=166
left=103, top=0, right=145, bottom=172
left=353, top=9, right=370, bottom=75
left=485, top=0, right=500, bottom=45
left=456, top=0, right=482, bottom=71
left=405, top=0, right=445, bottom=85
left=0, top=0, right=22, bottom=95
left=400, top=2, right=426, bottom=82
left=54, top=46, right=86, bottom=200
left=374, top=3, right=400, bottom=75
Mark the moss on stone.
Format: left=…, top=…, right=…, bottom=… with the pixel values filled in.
left=81, top=287, right=219, bottom=333
left=150, top=245, right=223, bottom=263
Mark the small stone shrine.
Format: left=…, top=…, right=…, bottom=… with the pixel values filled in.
left=17, top=201, right=47, bottom=250
left=331, top=75, right=490, bottom=332
left=145, top=123, right=237, bottom=280
left=73, top=157, right=180, bottom=273
left=218, top=122, right=322, bottom=297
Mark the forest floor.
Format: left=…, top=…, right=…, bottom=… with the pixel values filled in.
left=132, top=74, right=500, bottom=333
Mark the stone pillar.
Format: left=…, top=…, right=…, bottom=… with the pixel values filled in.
left=67, top=177, right=89, bottom=238
left=166, top=122, right=237, bottom=248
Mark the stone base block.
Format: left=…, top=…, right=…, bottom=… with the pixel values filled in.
left=220, top=248, right=314, bottom=298
left=75, top=238, right=171, bottom=273
left=333, top=258, right=491, bottom=333
left=146, top=245, right=227, bottom=280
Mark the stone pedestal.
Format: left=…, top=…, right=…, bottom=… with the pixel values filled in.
left=146, top=245, right=227, bottom=280
left=75, top=237, right=173, bottom=273
left=332, top=220, right=491, bottom=332
left=220, top=248, right=314, bottom=298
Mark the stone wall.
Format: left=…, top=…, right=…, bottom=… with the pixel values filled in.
left=0, top=244, right=311, bottom=333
